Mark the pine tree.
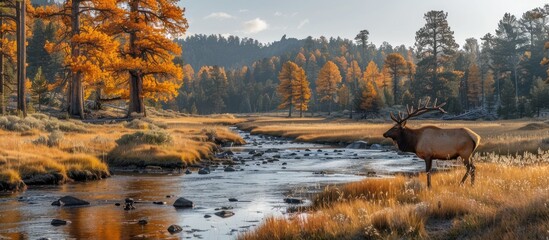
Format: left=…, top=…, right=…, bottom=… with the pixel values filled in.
left=414, top=10, right=459, bottom=101
left=277, top=61, right=301, bottom=117
left=384, top=53, right=407, bottom=105
left=530, top=78, right=549, bottom=117
left=467, top=63, right=482, bottom=108
left=337, top=84, right=350, bottom=110
left=316, top=61, right=342, bottom=114
left=292, top=66, right=311, bottom=117
left=483, top=70, right=496, bottom=111
left=37, top=0, right=120, bottom=118
left=346, top=60, right=362, bottom=117
left=498, top=77, right=517, bottom=119
left=31, top=67, right=48, bottom=111
left=295, top=52, right=306, bottom=67
left=106, top=0, right=188, bottom=117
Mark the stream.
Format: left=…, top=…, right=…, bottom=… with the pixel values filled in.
left=0, top=128, right=424, bottom=240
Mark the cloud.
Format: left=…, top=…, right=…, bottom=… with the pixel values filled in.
left=204, top=12, right=235, bottom=20
left=220, top=33, right=233, bottom=38
left=243, top=18, right=268, bottom=34
left=239, top=9, right=249, bottom=13
left=274, top=11, right=283, bottom=17
left=297, top=19, right=310, bottom=29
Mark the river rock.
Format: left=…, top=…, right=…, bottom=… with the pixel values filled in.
left=185, top=169, right=192, bottom=174
left=173, top=197, right=194, bottom=208
left=167, top=224, right=183, bottom=234
left=253, top=152, right=264, bottom=157
left=153, top=201, right=166, bottom=205
left=51, top=219, right=67, bottom=226
left=204, top=214, right=212, bottom=218
left=214, top=210, right=235, bottom=218
left=51, top=196, right=90, bottom=206
left=198, top=168, right=210, bottom=175
left=228, top=198, right=238, bottom=202
left=284, top=198, right=304, bottom=204
left=370, top=144, right=383, bottom=150
left=138, top=219, right=148, bottom=225
left=346, top=141, right=369, bottom=149
left=224, top=167, right=236, bottom=172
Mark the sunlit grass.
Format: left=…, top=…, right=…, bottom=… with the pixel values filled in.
left=241, top=158, right=549, bottom=239
left=0, top=113, right=245, bottom=191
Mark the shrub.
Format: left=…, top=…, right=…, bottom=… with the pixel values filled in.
left=33, top=130, right=64, bottom=147
left=61, top=154, right=110, bottom=181
left=116, top=131, right=173, bottom=145
left=0, top=115, right=88, bottom=133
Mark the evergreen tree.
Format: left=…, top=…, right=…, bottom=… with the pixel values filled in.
left=413, top=10, right=459, bottom=101
left=530, top=78, right=549, bottom=117
left=467, top=63, right=482, bottom=108
left=498, top=77, right=517, bottom=119
left=384, top=53, right=407, bottom=105
left=31, top=67, right=48, bottom=111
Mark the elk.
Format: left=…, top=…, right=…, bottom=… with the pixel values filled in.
left=382, top=98, right=481, bottom=188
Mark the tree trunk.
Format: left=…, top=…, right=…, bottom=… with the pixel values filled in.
left=288, top=95, right=292, bottom=118
left=127, top=0, right=145, bottom=117
left=393, top=72, right=398, bottom=105
left=128, top=71, right=145, bottom=116
left=0, top=17, right=4, bottom=115
left=16, top=1, right=26, bottom=117
left=69, top=0, right=84, bottom=119
left=349, top=83, right=353, bottom=119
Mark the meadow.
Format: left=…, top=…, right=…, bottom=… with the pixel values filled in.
left=238, top=117, right=549, bottom=154
left=0, top=110, right=245, bottom=192
left=237, top=116, right=549, bottom=239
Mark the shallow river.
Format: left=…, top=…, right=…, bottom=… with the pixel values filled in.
left=0, top=129, right=424, bottom=240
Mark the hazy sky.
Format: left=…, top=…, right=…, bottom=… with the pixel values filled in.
left=180, top=0, right=546, bottom=48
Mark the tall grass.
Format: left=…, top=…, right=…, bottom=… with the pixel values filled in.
left=241, top=154, right=549, bottom=239
left=0, top=114, right=245, bottom=191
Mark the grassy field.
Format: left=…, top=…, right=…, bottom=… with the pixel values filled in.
left=0, top=112, right=245, bottom=192
left=238, top=116, right=549, bottom=239
left=240, top=158, right=549, bottom=239
left=238, top=117, right=549, bottom=154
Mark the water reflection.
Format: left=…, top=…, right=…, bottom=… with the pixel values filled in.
left=0, top=131, right=422, bottom=239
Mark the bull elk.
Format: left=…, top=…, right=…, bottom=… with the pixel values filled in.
left=382, top=98, right=481, bottom=188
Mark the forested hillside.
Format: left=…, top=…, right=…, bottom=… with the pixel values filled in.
left=173, top=5, right=549, bottom=118
left=2, top=1, right=548, bottom=119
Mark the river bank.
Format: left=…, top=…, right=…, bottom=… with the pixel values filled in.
left=0, top=113, right=245, bottom=192
left=0, top=128, right=422, bottom=239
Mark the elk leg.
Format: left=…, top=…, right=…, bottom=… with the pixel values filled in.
left=470, top=163, right=476, bottom=186
left=425, top=158, right=432, bottom=189
left=460, top=163, right=471, bottom=186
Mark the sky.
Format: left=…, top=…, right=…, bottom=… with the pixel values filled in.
left=180, top=0, right=547, bottom=48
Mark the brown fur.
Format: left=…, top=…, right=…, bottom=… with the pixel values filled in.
left=383, top=124, right=481, bottom=188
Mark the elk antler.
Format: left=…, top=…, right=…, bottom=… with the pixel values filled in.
left=390, top=97, right=447, bottom=124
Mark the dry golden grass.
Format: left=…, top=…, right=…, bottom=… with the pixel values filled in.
left=241, top=158, right=549, bottom=240
left=239, top=117, right=549, bottom=154
left=0, top=114, right=245, bottom=191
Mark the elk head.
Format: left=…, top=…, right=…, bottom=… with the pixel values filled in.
left=383, top=98, right=447, bottom=141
